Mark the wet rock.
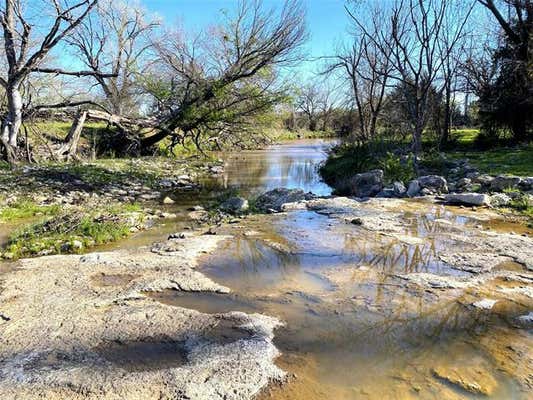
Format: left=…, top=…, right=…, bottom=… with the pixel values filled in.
left=444, top=193, right=489, bottom=206
left=406, top=180, right=421, bottom=197
left=346, top=169, right=384, bottom=197
left=398, top=273, right=472, bottom=289
left=432, top=366, right=498, bottom=396
left=255, top=188, right=313, bottom=212
left=220, top=197, right=249, bottom=214
left=472, top=299, right=498, bottom=310
left=516, top=312, right=533, bottom=327
left=417, top=175, right=448, bottom=194
left=490, top=175, right=522, bottom=192
left=489, top=193, right=512, bottom=207
left=439, top=252, right=513, bottom=273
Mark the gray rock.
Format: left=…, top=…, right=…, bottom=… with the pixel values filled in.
left=392, top=181, right=406, bottom=197
left=474, top=174, right=494, bottom=186
left=255, top=188, right=313, bottom=212
left=417, top=175, right=448, bottom=194
left=456, top=177, right=471, bottom=188
left=519, top=177, right=533, bottom=191
left=489, top=193, right=512, bottom=207
left=407, top=180, right=421, bottom=197
left=346, top=169, right=384, bottom=197
left=220, top=197, right=249, bottom=214
left=490, top=175, right=522, bottom=192
left=444, top=193, right=490, bottom=206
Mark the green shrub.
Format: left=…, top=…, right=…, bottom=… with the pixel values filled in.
left=378, top=152, right=415, bottom=184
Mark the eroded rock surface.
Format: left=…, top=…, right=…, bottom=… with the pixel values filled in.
left=0, top=235, right=284, bottom=400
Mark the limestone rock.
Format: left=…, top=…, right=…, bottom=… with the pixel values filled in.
left=346, top=169, right=384, bottom=197
left=417, top=175, right=448, bottom=194
left=489, top=193, right=512, bottom=207
left=162, top=196, right=175, bottom=204
left=444, top=193, right=489, bottom=206
left=490, top=175, right=522, bottom=191
left=255, top=188, right=312, bottom=212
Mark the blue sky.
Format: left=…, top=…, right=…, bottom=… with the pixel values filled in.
left=144, top=0, right=350, bottom=76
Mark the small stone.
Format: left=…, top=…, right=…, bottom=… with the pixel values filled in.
left=162, top=196, right=175, bottom=204
left=472, top=299, right=498, bottom=310
left=350, top=218, right=363, bottom=225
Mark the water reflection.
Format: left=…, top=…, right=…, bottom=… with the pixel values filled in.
left=213, top=139, right=336, bottom=196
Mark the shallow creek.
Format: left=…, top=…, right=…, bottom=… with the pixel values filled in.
left=3, top=140, right=530, bottom=399
left=145, top=140, right=531, bottom=399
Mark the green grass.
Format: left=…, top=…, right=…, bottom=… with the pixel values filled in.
left=450, top=128, right=480, bottom=145
left=0, top=199, right=61, bottom=222
left=1, top=203, right=143, bottom=259
left=448, top=144, right=533, bottom=176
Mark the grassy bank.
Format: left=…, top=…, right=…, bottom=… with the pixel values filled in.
left=0, top=201, right=144, bottom=259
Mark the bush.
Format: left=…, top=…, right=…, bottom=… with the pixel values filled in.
left=319, top=141, right=414, bottom=190
left=378, top=152, right=414, bottom=184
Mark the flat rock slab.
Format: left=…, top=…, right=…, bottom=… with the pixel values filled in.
left=0, top=235, right=285, bottom=399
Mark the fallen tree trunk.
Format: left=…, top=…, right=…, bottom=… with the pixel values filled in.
left=55, top=110, right=88, bottom=161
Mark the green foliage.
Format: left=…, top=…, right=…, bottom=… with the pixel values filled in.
left=378, top=152, right=414, bottom=184
left=0, top=199, right=60, bottom=222
left=319, top=143, right=374, bottom=188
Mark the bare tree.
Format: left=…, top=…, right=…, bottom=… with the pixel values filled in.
left=329, top=4, right=394, bottom=141
left=68, top=0, right=159, bottom=116
left=297, top=83, right=327, bottom=132
left=349, top=0, right=474, bottom=170
left=136, top=0, right=307, bottom=151
left=0, top=0, right=115, bottom=163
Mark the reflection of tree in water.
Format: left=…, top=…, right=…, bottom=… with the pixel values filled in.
left=204, top=237, right=304, bottom=288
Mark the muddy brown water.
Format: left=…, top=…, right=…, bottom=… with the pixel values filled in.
left=2, top=139, right=531, bottom=399
left=146, top=140, right=531, bottom=399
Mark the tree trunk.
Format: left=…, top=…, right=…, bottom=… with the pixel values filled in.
left=1, top=85, right=23, bottom=163
left=56, top=110, right=88, bottom=161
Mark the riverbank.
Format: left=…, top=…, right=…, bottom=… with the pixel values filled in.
left=0, top=157, right=224, bottom=259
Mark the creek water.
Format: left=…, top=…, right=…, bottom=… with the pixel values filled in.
left=3, top=139, right=529, bottom=398
left=146, top=139, right=530, bottom=399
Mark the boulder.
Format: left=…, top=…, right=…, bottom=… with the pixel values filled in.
left=346, top=169, right=384, bottom=197
left=255, top=188, right=312, bottom=212
left=473, top=174, right=494, bottom=186
left=444, top=193, right=490, bottom=206
left=489, top=193, right=512, bottom=207
left=490, top=175, right=522, bottom=192
left=392, top=181, right=406, bottom=197
left=417, top=175, right=448, bottom=193
left=456, top=177, right=471, bottom=188
left=519, top=177, right=533, bottom=191
left=406, top=180, right=421, bottom=197
left=220, top=197, right=249, bottom=214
